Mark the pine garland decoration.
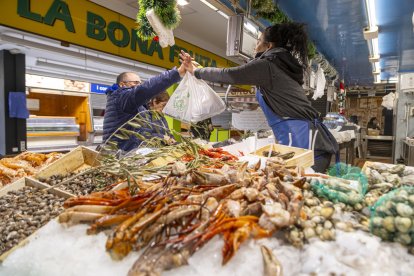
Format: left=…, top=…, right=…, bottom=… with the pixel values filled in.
left=154, top=0, right=181, bottom=29
left=136, top=0, right=181, bottom=40
left=231, top=0, right=317, bottom=60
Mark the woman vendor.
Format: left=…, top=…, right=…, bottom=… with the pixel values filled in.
left=180, top=23, right=338, bottom=172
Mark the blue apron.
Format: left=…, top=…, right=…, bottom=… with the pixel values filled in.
left=256, top=91, right=338, bottom=164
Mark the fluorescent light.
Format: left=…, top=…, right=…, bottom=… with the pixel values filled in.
left=372, top=37, right=379, bottom=56
left=36, top=60, right=118, bottom=79
left=244, top=21, right=259, bottom=35
left=365, top=0, right=377, bottom=28
left=200, top=0, right=218, bottom=11
left=388, top=77, right=398, bottom=83
left=217, top=10, right=229, bottom=19
left=373, top=61, right=380, bottom=72
left=177, top=0, right=189, bottom=6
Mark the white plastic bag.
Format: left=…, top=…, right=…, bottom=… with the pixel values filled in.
left=313, top=65, right=326, bottom=100
left=381, top=93, right=395, bottom=110
left=146, top=9, right=175, bottom=48
left=163, top=72, right=226, bottom=123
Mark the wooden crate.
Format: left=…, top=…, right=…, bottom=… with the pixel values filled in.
left=0, top=177, right=71, bottom=262
left=251, top=144, right=314, bottom=168
left=35, top=146, right=99, bottom=180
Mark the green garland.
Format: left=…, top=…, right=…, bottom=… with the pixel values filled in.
left=251, top=0, right=290, bottom=23
left=136, top=0, right=181, bottom=40
left=236, top=0, right=317, bottom=60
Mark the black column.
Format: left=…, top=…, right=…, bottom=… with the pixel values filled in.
left=0, top=50, right=27, bottom=156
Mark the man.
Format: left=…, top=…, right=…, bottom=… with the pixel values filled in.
left=103, top=65, right=185, bottom=152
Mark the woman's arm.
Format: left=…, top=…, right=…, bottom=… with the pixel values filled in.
left=194, top=59, right=272, bottom=87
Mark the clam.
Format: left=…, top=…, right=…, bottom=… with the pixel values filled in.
left=394, top=233, right=412, bottom=245
left=385, top=174, right=401, bottom=185
left=388, top=164, right=406, bottom=175
left=320, top=206, right=334, bottom=219
left=315, top=225, right=323, bottom=235
left=370, top=170, right=385, bottom=184
left=408, top=195, right=414, bottom=206
left=305, top=198, right=320, bottom=207
left=320, top=229, right=335, bottom=241
left=303, top=227, right=316, bottom=239
left=311, top=215, right=325, bottom=224
left=353, top=203, right=363, bottom=211
left=301, top=220, right=316, bottom=229
left=335, top=221, right=354, bottom=232
left=396, top=203, right=413, bottom=217
left=382, top=216, right=396, bottom=232
left=372, top=227, right=391, bottom=240
left=323, top=220, right=333, bottom=229
left=395, top=217, right=412, bottom=233
left=0, top=186, right=64, bottom=256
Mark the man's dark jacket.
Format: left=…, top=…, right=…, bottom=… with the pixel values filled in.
left=103, top=69, right=180, bottom=152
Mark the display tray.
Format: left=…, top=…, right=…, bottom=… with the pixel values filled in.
left=27, top=132, right=80, bottom=137
left=362, top=161, right=414, bottom=174
left=0, top=177, right=71, bottom=262
left=251, top=144, right=314, bottom=168
left=35, top=146, right=99, bottom=180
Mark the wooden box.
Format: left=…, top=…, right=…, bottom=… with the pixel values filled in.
left=251, top=144, right=314, bottom=168
left=35, top=146, right=99, bottom=180
left=367, top=129, right=380, bottom=136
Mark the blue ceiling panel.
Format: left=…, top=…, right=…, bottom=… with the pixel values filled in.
left=377, top=0, right=414, bottom=80
left=218, top=0, right=414, bottom=85
left=277, top=0, right=374, bottom=85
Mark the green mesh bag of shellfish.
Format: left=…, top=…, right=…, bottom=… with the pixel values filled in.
left=310, top=163, right=368, bottom=205
left=370, top=187, right=414, bottom=246
left=327, top=163, right=368, bottom=194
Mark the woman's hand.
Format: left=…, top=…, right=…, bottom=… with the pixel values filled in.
left=179, top=50, right=197, bottom=74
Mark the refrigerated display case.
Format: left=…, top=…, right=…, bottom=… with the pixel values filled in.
left=27, top=116, right=80, bottom=150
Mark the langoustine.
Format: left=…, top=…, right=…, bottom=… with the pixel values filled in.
left=58, top=156, right=306, bottom=275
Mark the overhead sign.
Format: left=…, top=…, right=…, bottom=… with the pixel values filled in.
left=91, top=83, right=111, bottom=94
left=26, top=74, right=89, bottom=92
left=0, top=0, right=237, bottom=70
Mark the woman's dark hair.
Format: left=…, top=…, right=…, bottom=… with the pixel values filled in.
left=149, top=91, right=170, bottom=107
left=368, top=117, right=377, bottom=123
left=264, top=22, right=309, bottom=67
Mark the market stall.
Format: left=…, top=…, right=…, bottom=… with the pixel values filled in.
left=0, top=0, right=414, bottom=274
left=1, top=136, right=414, bottom=275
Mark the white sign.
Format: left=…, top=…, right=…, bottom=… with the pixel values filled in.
left=327, top=86, right=335, bottom=102
left=26, top=74, right=64, bottom=90
left=27, top=98, right=40, bottom=111
left=231, top=108, right=270, bottom=131
left=401, top=73, right=414, bottom=91
left=26, top=74, right=89, bottom=92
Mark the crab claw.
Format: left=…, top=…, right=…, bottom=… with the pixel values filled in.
left=260, top=245, right=283, bottom=276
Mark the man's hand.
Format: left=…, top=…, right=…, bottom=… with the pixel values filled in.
left=179, top=50, right=197, bottom=75
left=177, top=62, right=186, bottom=77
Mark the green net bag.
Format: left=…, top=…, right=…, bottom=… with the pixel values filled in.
left=310, top=177, right=364, bottom=205
left=310, top=163, right=368, bottom=205
left=327, top=163, right=368, bottom=195
left=370, top=186, right=414, bottom=246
